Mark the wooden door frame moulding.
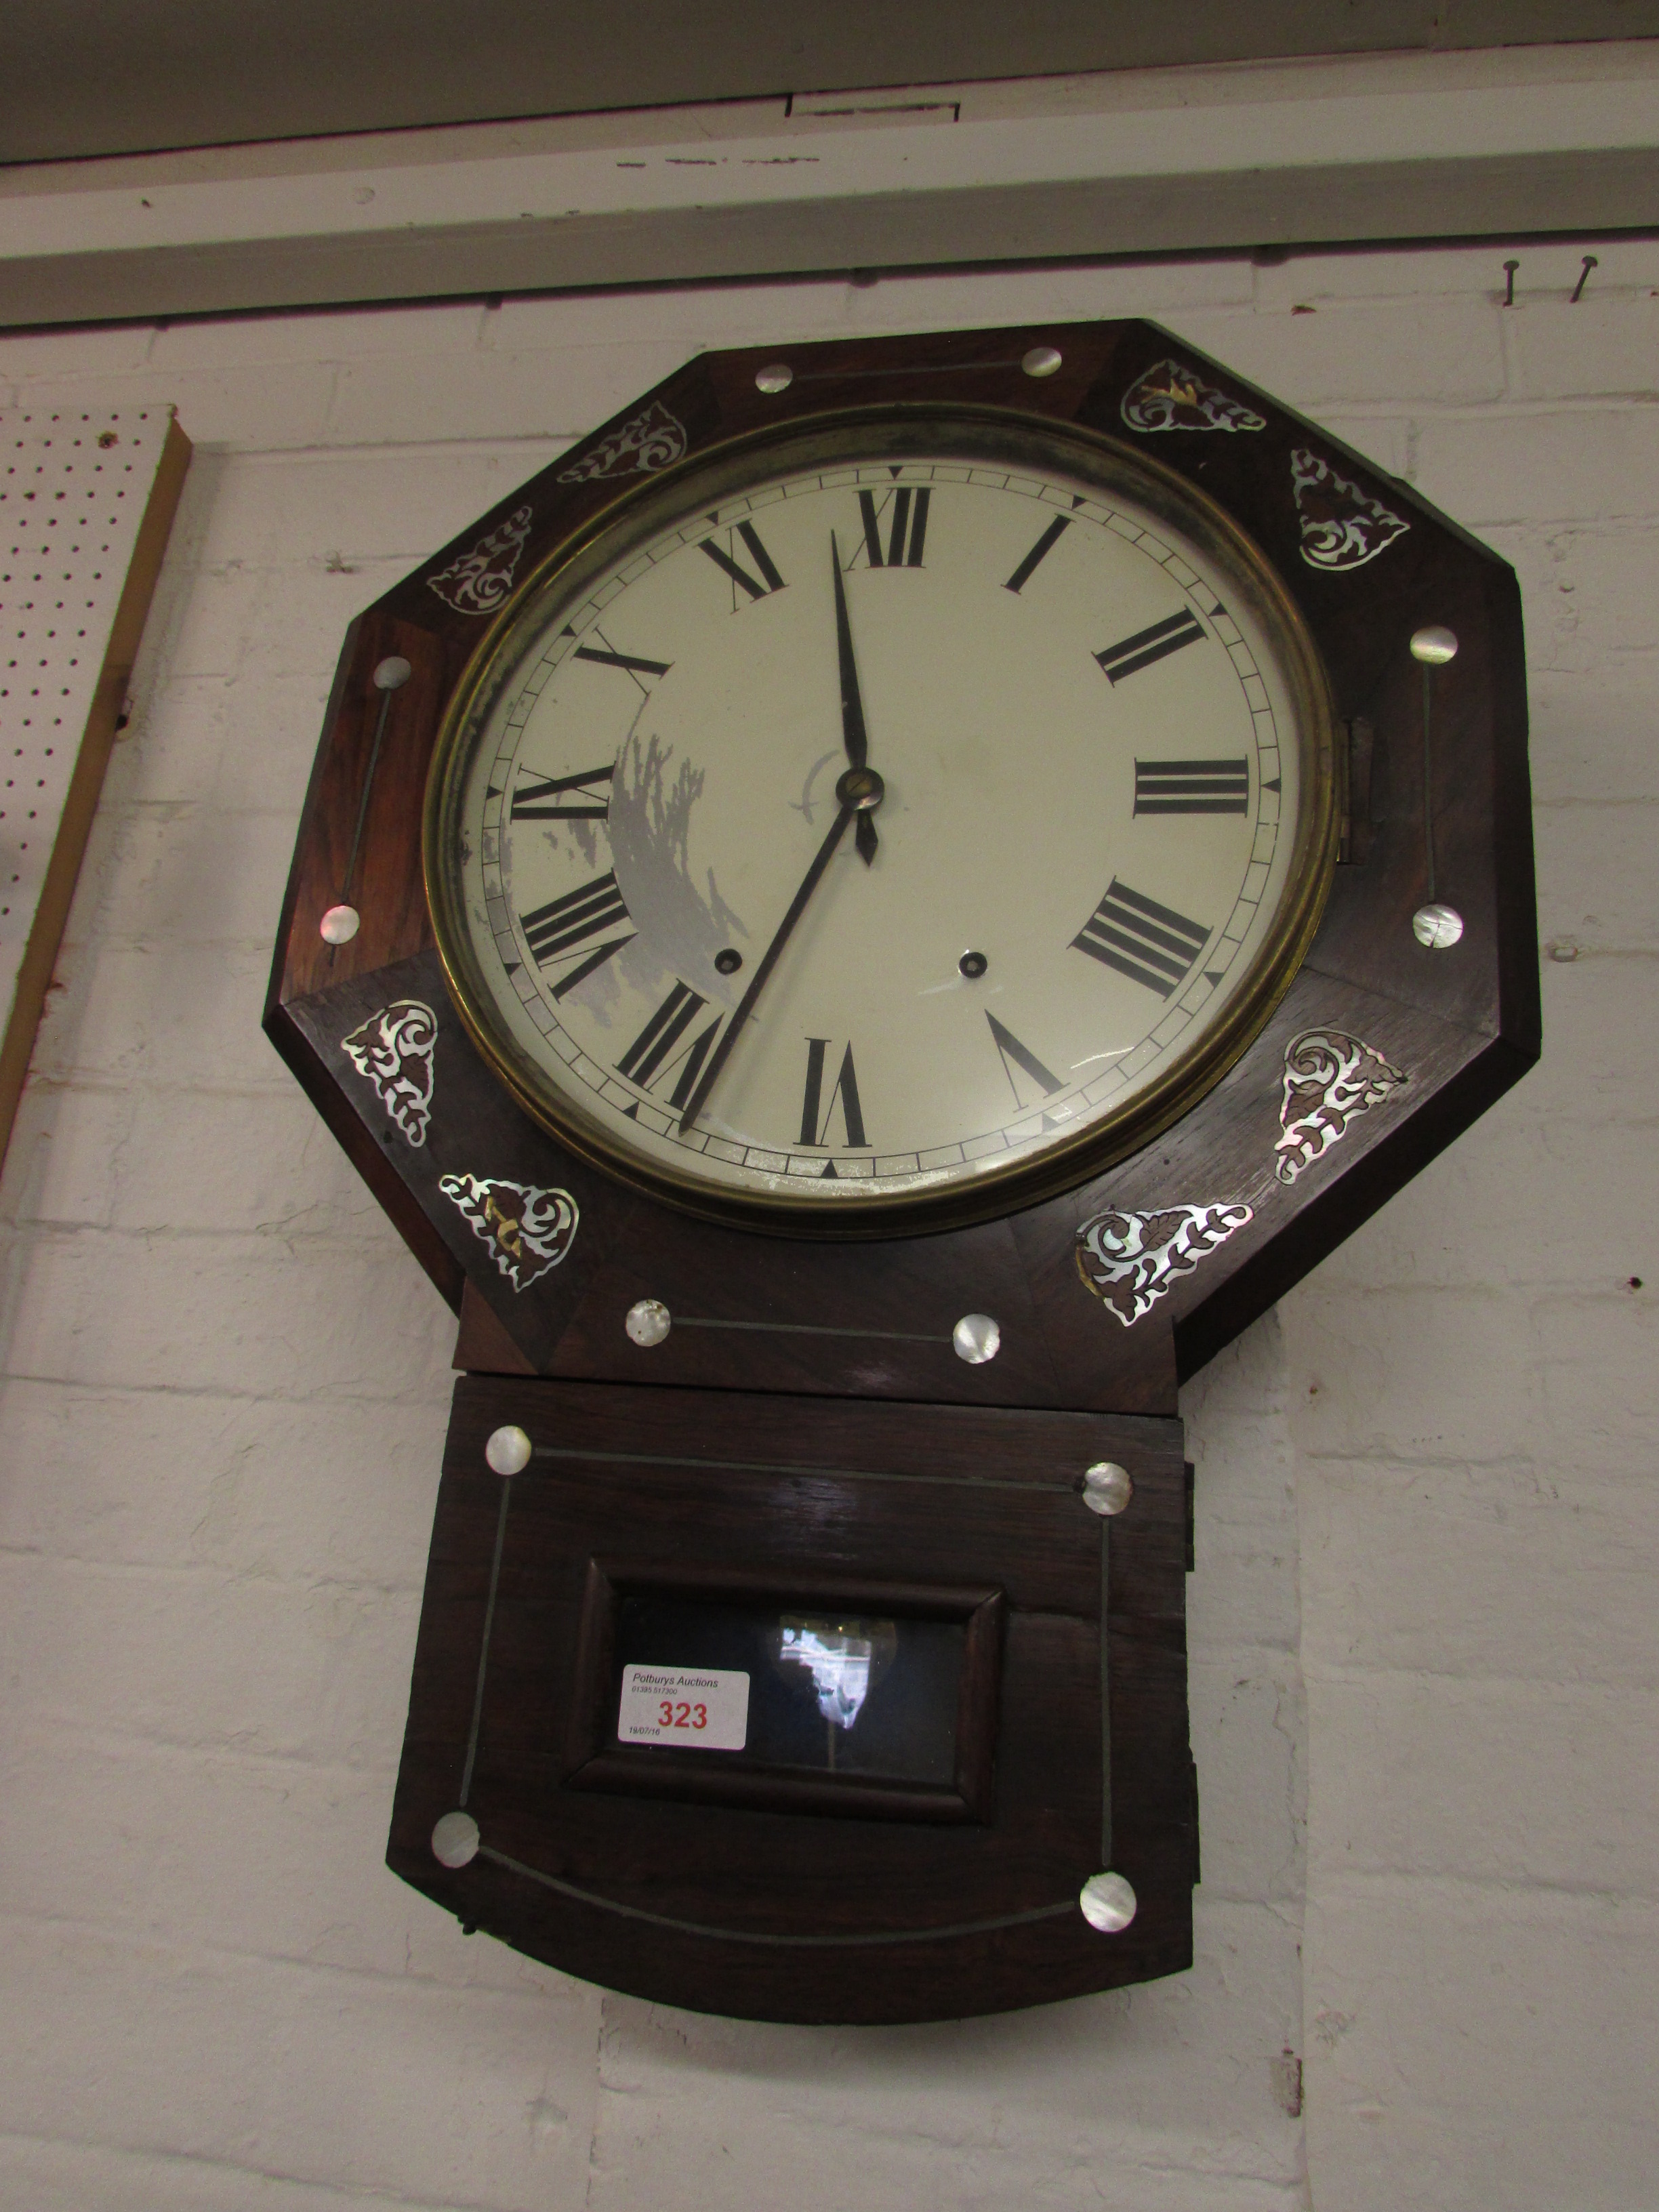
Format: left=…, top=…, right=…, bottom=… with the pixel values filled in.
left=5, top=40, right=1659, bottom=329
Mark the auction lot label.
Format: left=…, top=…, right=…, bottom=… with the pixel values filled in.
left=619, top=1664, right=750, bottom=1750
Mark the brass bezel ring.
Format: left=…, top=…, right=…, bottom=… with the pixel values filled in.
left=424, top=403, right=1338, bottom=1240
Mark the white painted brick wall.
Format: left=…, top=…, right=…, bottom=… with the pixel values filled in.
left=0, top=232, right=1654, bottom=2212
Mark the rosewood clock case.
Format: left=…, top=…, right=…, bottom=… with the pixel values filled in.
left=266, top=319, right=1538, bottom=2022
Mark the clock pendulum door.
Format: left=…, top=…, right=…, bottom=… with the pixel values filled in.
left=267, top=317, right=1536, bottom=2022
left=389, top=1374, right=1196, bottom=2023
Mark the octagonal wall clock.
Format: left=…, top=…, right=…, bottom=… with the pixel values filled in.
left=267, top=321, right=1537, bottom=2023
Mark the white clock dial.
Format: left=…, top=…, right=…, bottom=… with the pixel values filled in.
left=429, top=415, right=1334, bottom=1225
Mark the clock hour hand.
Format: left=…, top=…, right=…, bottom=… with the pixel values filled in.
left=677, top=766, right=884, bottom=1136
left=830, top=533, right=879, bottom=866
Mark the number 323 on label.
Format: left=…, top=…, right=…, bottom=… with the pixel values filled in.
left=619, top=1663, right=750, bottom=1751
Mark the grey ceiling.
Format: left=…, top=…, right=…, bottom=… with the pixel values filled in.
left=7, top=0, right=1659, bottom=165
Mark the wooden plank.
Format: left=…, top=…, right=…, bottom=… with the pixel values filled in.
left=0, top=410, right=190, bottom=1173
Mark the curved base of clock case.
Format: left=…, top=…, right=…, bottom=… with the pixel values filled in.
left=388, top=1832, right=1196, bottom=2026
left=386, top=1374, right=1198, bottom=2024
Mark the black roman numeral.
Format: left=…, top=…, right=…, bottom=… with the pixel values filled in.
left=1096, top=609, right=1206, bottom=684
left=799, top=1038, right=867, bottom=1149
left=571, top=642, right=672, bottom=695
left=1134, top=758, right=1250, bottom=815
left=1004, top=514, right=1071, bottom=594
left=519, top=871, right=635, bottom=997
left=1072, top=879, right=1209, bottom=998
left=510, top=762, right=615, bottom=821
left=699, top=521, right=787, bottom=605
left=987, top=1012, right=1064, bottom=1108
left=854, top=487, right=930, bottom=570
left=616, top=982, right=722, bottom=1109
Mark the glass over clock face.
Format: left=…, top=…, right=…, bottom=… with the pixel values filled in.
left=427, top=409, right=1334, bottom=1230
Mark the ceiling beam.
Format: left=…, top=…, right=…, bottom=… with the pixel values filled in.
left=5, top=44, right=1658, bottom=330
left=9, top=0, right=1659, bottom=167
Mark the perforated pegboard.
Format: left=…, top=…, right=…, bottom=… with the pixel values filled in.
left=0, top=403, right=190, bottom=1158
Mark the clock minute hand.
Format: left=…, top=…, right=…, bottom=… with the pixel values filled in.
left=830, top=533, right=879, bottom=866
left=677, top=768, right=884, bottom=1137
